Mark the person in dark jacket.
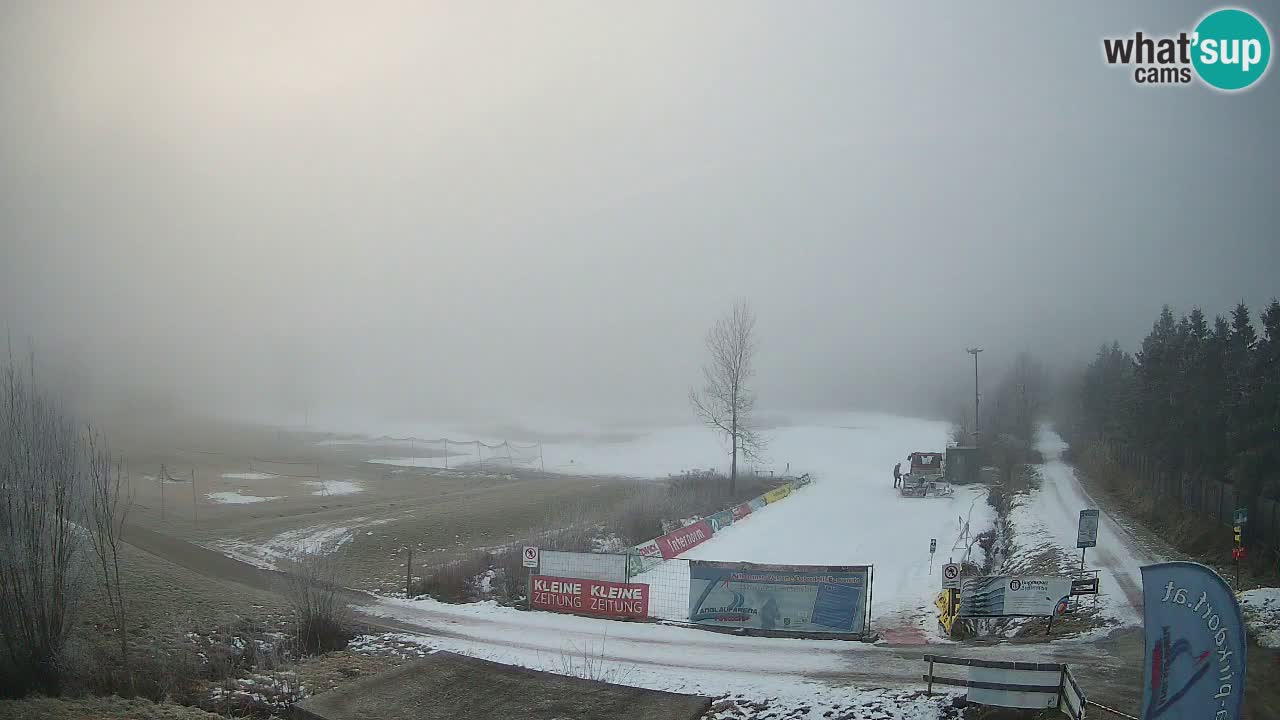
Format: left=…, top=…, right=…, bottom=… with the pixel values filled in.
left=893, top=462, right=902, bottom=488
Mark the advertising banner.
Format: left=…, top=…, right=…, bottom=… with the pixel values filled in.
left=708, top=509, right=734, bottom=532
left=763, top=485, right=792, bottom=504
left=538, top=550, right=628, bottom=583
left=628, top=539, right=664, bottom=575
left=688, top=561, right=871, bottom=635
left=656, top=519, right=712, bottom=558
left=748, top=495, right=768, bottom=512
left=731, top=503, right=753, bottom=521
left=1139, top=562, right=1246, bottom=720
left=531, top=575, right=649, bottom=619
left=959, top=576, right=1072, bottom=617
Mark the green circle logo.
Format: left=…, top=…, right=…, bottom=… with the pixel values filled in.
left=1192, top=8, right=1271, bottom=91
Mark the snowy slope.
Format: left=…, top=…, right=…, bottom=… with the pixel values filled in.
left=668, top=414, right=996, bottom=634
left=1021, top=427, right=1159, bottom=625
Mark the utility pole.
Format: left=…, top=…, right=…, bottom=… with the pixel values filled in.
left=966, top=348, right=983, bottom=444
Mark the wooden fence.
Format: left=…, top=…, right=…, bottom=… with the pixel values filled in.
left=1101, top=442, right=1280, bottom=553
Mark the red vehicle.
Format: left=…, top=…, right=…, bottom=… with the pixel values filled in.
left=908, top=452, right=944, bottom=477
left=901, top=452, right=952, bottom=497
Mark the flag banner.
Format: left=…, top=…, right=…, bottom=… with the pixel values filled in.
left=1140, top=562, right=1246, bottom=720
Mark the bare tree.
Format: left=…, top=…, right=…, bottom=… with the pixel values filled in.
left=689, top=301, right=764, bottom=495
left=0, top=353, right=89, bottom=695
left=86, top=432, right=133, bottom=686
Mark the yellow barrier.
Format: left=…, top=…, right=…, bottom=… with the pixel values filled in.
left=763, top=484, right=793, bottom=504
left=935, top=589, right=959, bottom=636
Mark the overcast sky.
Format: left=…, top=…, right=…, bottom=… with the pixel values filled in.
left=2, top=1, right=1277, bottom=430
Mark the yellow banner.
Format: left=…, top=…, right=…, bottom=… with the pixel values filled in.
left=935, top=589, right=959, bottom=635
left=763, top=484, right=792, bottom=504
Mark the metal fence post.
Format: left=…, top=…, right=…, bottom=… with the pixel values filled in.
left=926, top=657, right=934, bottom=696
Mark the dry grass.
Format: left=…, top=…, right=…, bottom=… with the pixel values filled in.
left=0, top=696, right=224, bottom=720
left=293, top=650, right=406, bottom=696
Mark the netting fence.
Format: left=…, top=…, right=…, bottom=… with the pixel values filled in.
left=357, top=436, right=545, bottom=472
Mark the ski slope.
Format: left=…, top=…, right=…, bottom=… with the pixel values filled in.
left=663, top=413, right=997, bottom=635
left=319, top=410, right=996, bottom=634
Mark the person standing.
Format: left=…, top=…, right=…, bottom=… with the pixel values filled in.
left=893, top=462, right=902, bottom=488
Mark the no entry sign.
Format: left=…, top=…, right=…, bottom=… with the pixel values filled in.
left=942, top=563, right=962, bottom=589
left=522, top=546, right=539, bottom=568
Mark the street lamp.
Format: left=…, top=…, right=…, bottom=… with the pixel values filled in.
left=966, top=348, right=983, bottom=444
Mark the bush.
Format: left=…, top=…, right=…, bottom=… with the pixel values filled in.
left=281, top=552, right=352, bottom=655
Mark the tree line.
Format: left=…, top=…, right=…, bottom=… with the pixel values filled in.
left=1060, top=299, right=1280, bottom=502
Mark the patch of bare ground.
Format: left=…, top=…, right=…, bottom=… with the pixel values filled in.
left=293, top=650, right=408, bottom=696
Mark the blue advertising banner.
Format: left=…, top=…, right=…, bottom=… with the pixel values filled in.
left=708, top=509, right=734, bottom=533
left=688, top=561, right=871, bottom=635
left=1140, top=562, right=1246, bottom=720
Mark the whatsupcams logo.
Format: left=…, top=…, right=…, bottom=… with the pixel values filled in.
left=1103, top=7, right=1271, bottom=91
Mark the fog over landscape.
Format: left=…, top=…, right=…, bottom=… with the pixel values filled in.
left=3, top=1, right=1277, bottom=430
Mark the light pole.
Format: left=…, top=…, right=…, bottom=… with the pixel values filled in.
left=966, top=348, right=983, bottom=444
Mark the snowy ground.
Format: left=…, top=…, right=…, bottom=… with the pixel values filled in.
left=194, top=410, right=1154, bottom=712
left=221, top=471, right=279, bottom=481
left=206, top=490, right=284, bottom=504
left=347, top=412, right=994, bottom=637
left=348, top=629, right=958, bottom=720
left=627, top=414, right=994, bottom=637
left=357, top=593, right=1112, bottom=719
left=206, top=516, right=393, bottom=569
left=1016, top=428, right=1158, bottom=626
left=1239, top=587, right=1280, bottom=648
left=301, top=479, right=363, bottom=496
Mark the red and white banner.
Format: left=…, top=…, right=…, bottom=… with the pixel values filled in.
left=531, top=576, right=649, bottom=619
left=731, top=503, right=753, bottom=521
left=633, top=538, right=662, bottom=559
left=656, top=519, right=712, bottom=558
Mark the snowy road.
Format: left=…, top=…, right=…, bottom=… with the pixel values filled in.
left=357, top=592, right=1133, bottom=715
left=1026, top=428, right=1160, bottom=624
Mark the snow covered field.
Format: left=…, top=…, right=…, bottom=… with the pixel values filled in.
left=206, top=490, right=283, bottom=504
left=337, top=411, right=994, bottom=634
left=221, top=472, right=278, bottom=481
left=301, top=479, right=363, bottom=496
left=619, top=414, right=995, bottom=633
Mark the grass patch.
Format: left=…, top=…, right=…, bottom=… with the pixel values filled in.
left=0, top=696, right=225, bottom=720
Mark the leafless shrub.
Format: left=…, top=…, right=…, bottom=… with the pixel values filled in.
left=85, top=432, right=132, bottom=687
left=0, top=353, right=92, bottom=696
left=555, top=634, right=631, bottom=685
left=281, top=550, right=352, bottom=655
